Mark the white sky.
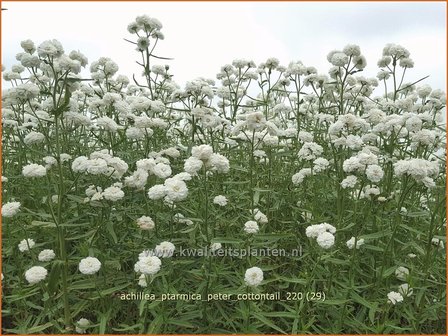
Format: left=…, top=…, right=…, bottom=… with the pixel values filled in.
left=1, top=1, right=446, bottom=93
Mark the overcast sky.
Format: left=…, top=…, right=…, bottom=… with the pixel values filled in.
left=1, top=1, right=446, bottom=93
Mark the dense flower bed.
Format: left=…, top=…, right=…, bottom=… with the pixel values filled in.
left=1, top=15, right=446, bottom=334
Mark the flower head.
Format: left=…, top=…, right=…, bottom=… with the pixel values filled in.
left=387, top=291, right=404, bottom=305
left=134, top=256, right=162, bottom=275
left=79, top=257, right=101, bottom=275
left=18, top=238, right=35, bottom=252
left=2, top=201, right=21, bottom=217
left=244, top=220, right=259, bottom=234
left=25, top=266, right=47, bottom=284
left=244, top=267, right=263, bottom=286
left=38, top=249, right=56, bottom=262
left=137, top=216, right=155, bottom=230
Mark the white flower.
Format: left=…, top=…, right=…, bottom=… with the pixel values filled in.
left=125, top=169, right=149, bottom=189
left=330, top=52, right=349, bottom=66
left=79, top=257, right=101, bottom=275
left=387, top=291, right=404, bottom=304
left=75, top=318, right=90, bottom=334
left=24, top=131, right=45, bottom=145
left=209, top=153, right=230, bottom=173
left=244, top=220, right=259, bottom=234
left=341, top=175, right=358, bottom=189
left=298, top=142, right=323, bottom=161
left=394, top=158, right=439, bottom=183
left=244, top=267, right=263, bottom=286
left=245, top=111, right=266, bottom=131
left=18, top=238, right=35, bottom=252
left=126, top=127, right=145, bottom=140
left=154, top=241, right=175, bottom=258
left=136, top=216, right=155, bottom=230
left=2, top=201, right=21, bottom=217
left=210, top=243, right=222, bottom=252
left=102, top=186, right=125, bottom=201
left=191, top=144, right=213, bottom=161
left=60, top=153, right=72, bottom=163
left=292, top=172, right=306, bottom=185
left=22, top=163, right=47, bottom=177
left=405, top=116, right=422, bottom=132
left=213, top=195, right=228, bottom=206
left=37, top=39, right=64, bottom=58
left=292, top=168, right=312, bottom=185
left=72, top=156, right=90, bottom=173
left=38, top=249, right=56, bottom=262
left=305, top=223, right=336, bottom=238
left=161, top=147, right=181, bottom=158
left=398, top=283, right=413, bottom=297
left=152, top=163, right=172, bottom=179
left=298, top=131, right=313, bottom=143
left=43, top=156, right=58, bottom=169
left=346, top=237, right=365, bottom=249
left=253, top=208, right=268, bottom=224
left=431, top=237, right=444, bottom=249
left=313, top=158, right=330, bottom=173
left=134, top=256, right=162, bottom=275
left=365, top=164, right=384, bottom=183
left=343, top=44, right=361, bottom=57
left=172, top=172, right=192, bottom=181
left=173, top=213, right=193, bottom=226
left=25, top=266, right=47, bottom=284
left=361, top=186, right=381, bottom=199
left=164, top=178, right=188, bottom=202
left=147, top=184, right=167, bottom=200
left=86, top=158, right=109, bottom=175
left=138, top=274, right=148, bottom=287
left=316, top=232, right=335, bottom=249
left=343, top=157, right=362, bottom=173
left=184, top=156, right=203, bottom=175
left=21, top=39, right=36, bottom=53
left=395, top=266, right=409, bottom=281
left=136, top=158, right=156, bottom=172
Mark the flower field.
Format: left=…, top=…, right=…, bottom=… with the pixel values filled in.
left=1, top=14, right=446, bottom=334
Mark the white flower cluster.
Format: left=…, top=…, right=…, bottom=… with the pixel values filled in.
left=298, top=142, right=323, bottom=161
left=305, top=223, right=336, bottom=249
left=346, top=237, right=365, bottom=250
left=18, top=238, right=35, bottom=252
left=84, top=182, right=125, bottom=202
left=72, top=150, right=128, bottom=179
left=342, top=150, right=384, bottom=183
left=387, top=283, right=414, bottom=305
left=184, top=144, right=230, bottom=175
left=147, top=176, right=189, bottom=203
left=394, top=158, right=440, bottom=188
